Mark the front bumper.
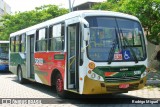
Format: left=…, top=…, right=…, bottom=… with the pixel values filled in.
left=82, top=76, right=146, bottom=94
left=0, top=65, right=9, bottom=71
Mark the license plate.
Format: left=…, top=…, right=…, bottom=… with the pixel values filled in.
left=119, top=84, right=129, bottom=89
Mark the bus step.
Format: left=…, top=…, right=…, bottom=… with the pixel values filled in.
left=68, top=84, right=75, bottom=89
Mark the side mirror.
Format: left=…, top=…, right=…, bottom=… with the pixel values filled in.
left=84, top=28, right=90, bottom=41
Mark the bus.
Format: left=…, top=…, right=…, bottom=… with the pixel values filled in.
left=0, top=41, right=9, bottom=71
left=9, top=10, right=148, bottom=97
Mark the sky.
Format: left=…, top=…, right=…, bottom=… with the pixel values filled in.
left=4, top=0, right=105, bottom=13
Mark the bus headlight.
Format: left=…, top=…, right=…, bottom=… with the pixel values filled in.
left=91, top=73, right=96, bottom=78
left=97, top=76, right=101, bottom=80
left=141, top=71, right=147, bottom=78
left=88, top=70, right=104, bottom=81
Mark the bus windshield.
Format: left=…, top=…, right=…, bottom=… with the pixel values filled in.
left=0, top=43, right=9, bottom=60
left=85, top=16, right=146, bottom=62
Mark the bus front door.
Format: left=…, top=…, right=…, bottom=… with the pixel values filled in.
left=30, top=35, right=35, bottom=79
left=67, top=23, right=80, bottom=92
left=26, top=34, right=35, bottom=79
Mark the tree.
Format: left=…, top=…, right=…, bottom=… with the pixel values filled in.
left=92, top=0, right=118, bottom=11
left=92, top=0, right=160, bottom=44
left=0, top=5, right=68, bottom=40
left=119, top=0, right=160, bottom=44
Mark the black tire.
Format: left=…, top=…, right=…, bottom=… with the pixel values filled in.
left=156, top=51, right=160, bottom=61
left=55, top=74, right=67, bottom=98
left=17, top=67, right=26, bottom=84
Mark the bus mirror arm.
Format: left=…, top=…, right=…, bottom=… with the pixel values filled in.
left=81, top=40, right=90, bottom=52
left=80, top=17, right=90, bottom=41
left=80, top=18, right=89, bottom=27
left=80, top=18, right=90, bottom=50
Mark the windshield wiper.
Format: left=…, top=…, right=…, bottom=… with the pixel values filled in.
left=108, top=28, right=118, bottom=64
left=120, top=29, right=138, bottom=63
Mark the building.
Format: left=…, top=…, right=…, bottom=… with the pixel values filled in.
left=0, top=0, right=11, bottom=16
left=73, top=2, right=100, bottom=11
left=0, top=0, right=11, bottom=26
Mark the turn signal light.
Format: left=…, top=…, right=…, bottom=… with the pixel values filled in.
left=88, top=62, right=95, bottom=69
left=88, top=70, right=92, bottom=74
left=80, top=77, right=83, bottom=80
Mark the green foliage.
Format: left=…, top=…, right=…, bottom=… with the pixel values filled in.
left=119, top=0, right=160, bottom=44
left=0, top=5, right=68, bottom=40
left=92, top=0, right=160, bottom=44
left=92, top=0, right=119, bottom=11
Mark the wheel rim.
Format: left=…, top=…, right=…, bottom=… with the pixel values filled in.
left=56, top=77, right=63, bottom=92
left=18, top=69, right=22, bottom=81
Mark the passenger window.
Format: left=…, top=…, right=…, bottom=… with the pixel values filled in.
left=36, top=28, right=47, bottom=51
left=20, top=34, right=26, bottom=52
left=15, top=36, right=20, bottom=52
left=49, top=23, right=64, bottom=51
left=10, top=37, right=15, bottom=52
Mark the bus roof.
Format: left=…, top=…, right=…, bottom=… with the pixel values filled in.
left=0, top=41, right=9, bottom=43
left=10, top=10, right=139, bottom=37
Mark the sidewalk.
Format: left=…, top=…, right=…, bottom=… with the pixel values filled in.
left=146, top=70, right=160, bottom=85
left=0, top=72, right=160, bottom=106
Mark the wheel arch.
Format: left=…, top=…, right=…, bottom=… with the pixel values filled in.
left=51, top=69, right=62, bottom=86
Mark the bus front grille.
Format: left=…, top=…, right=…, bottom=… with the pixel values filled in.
left=105, top=75, right=140, bottom=82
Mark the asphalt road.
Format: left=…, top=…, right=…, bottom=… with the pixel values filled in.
left=0, top=72, right=160, bottom=107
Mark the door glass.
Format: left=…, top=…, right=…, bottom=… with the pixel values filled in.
left=68, top=25, right=76, bottom=85
left=30, top=35, right=34, bottom=78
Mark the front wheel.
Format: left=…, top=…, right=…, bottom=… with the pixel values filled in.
left=55, top=74, right=67, bottom=98
left=17, top=67, right=25, bottom=84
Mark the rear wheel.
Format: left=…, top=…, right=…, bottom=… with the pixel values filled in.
left=17, top=67, right=25, bottom=84
left=55, top=74, right=67, bottom=98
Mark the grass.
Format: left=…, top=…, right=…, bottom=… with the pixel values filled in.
left=145, top=84, right=160, bottom=90
left=146, top=86, right=154, bottom=90
left=157, top=84, right=160, bottom=88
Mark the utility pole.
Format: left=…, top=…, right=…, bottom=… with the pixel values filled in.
left=72, top=0, right=75, bottom=12
left=68, top=0, right=75, bottom=12
left=68, top=0, right=72, bottom=12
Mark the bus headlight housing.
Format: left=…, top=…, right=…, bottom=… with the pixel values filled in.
left=88, top=70, right=104, bottom=81
left=141, top=71, right=147, bottom=78
left=91, top=73, right=96, bottom=78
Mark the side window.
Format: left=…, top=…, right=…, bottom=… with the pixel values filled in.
left=10, top=37, right=15, bottom=52
left=15, top=36, right=20, bottom=52
left=20, top=34, right=26, bottom=52
left=36, top=28, right=47, bottom=51
left=49, top=23, right=64, bottom=51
